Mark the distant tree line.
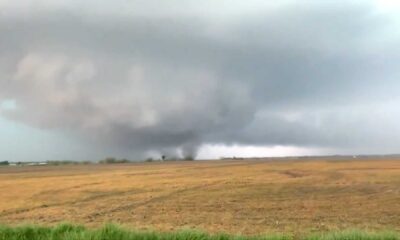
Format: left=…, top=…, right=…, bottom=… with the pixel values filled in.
left=0, top=161, right=9, bottom=166
left=145, top=155, right=194, bottom=162
left=98, top=157, right=130, bottom=164
left=1, top=155, right=196, bottom=167
left=46, top=160, right=91, bottom=166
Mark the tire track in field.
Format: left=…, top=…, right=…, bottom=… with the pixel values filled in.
left=181, top=160, right=271, bottom=170
left=85, top=181, right=223, bottom=219
left=0, top=188, right=147, bottom=218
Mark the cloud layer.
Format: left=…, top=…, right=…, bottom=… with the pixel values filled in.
left=1, top=0, right=400, bottom=159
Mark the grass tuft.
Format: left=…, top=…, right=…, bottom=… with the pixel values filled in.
left=306, top=230, right=400, bottom=240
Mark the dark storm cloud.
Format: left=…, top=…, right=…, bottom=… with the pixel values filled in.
left=1, top=0, right=400, bottom=158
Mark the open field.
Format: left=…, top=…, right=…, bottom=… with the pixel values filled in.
left=0, top=159, right=400, bottom=234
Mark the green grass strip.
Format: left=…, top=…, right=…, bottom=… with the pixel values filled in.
left=0, top=224, right=398, bottom=240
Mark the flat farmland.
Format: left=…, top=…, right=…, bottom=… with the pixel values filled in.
left=0, top=159, right=400, bottom=234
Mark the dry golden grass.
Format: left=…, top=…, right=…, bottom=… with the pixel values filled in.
left=0, top=159, right=400, bottom=234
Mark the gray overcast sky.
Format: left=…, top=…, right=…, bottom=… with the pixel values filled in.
left=1, top=0, right=400, bottom=161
